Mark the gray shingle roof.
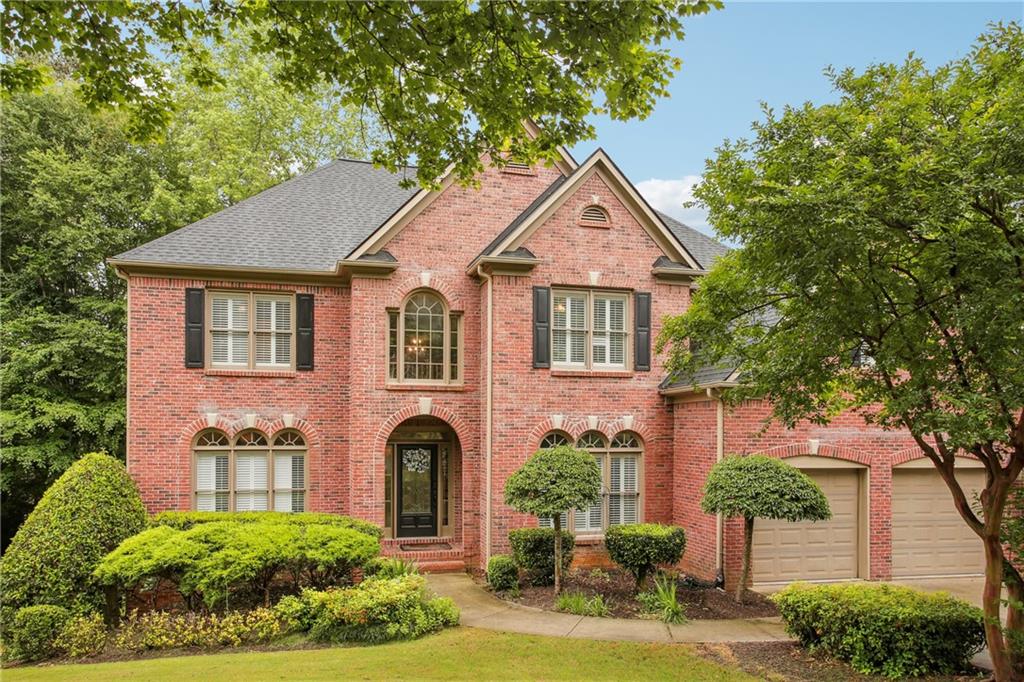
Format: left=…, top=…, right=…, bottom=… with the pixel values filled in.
left=659, top=364, right=738, bottom=391
left=112, top=159, right=418, bottom=272
left=656, top=212, right=729, bottom=270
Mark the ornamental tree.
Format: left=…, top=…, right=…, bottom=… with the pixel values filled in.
left=504, top=445, right=601, bottom=593
left=661, top=24, right=1024, bottom=678
left=702, top=456, right=830, bottom=602
left=1, top=1, right=720, bottom=186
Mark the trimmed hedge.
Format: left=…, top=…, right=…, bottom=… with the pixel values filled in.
left=150, top=511, right=382, bottom=538
left=95, top=519, right=380, bottom=607
left=486, top=554, right=518, bottom=592
left=0, top=453, right=146, bottom=630
left=604, top=524, right=686, bottom=589
left=508, top=528, right=574, bottom=586
left=10, top=605, right=70, bottom=662
left=773, top=582, right=985, bottom=678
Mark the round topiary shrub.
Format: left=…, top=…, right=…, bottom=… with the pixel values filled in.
left=604, top=524, right=686, bottom=589
left=508, top=528, right=575, bottom=586
left=10, top=605, right=70, bottom=662
left=486, top=554, right=519, bottom=592
left=0, top=452, right=147, bottom=629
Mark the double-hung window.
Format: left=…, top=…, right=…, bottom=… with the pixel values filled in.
left=552, top=290, right=629, bottom=370
left=193, top=429, right=307, bottom=512
left=209, top=292, right=294, bottom=369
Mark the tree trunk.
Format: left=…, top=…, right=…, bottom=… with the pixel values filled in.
left=554, top=513, right=564, bottom=594
left=984, top=532, right=1013, bottom=681
left=737, top=516, right=753, bottom=603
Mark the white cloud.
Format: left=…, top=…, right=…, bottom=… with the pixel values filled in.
left=636, top=175, right=714, bottom=237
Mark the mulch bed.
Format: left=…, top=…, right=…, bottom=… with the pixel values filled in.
left=500, top=568, right=779, bottom=620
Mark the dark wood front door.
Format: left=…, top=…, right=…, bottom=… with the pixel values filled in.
left=396, top=444, right=438, bottom=537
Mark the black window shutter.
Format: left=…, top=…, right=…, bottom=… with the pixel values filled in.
left=634, top=292, right=652, bottom=371
left=532, top=286, right=551, bottom=368
left=296, top=293, right=314, bottom=371
left=184, top=288, right=204, bottom=368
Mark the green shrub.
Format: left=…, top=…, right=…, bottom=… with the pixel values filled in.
left=508, top=528, right=574, bottom=586
left=362, top=556, right=419, bottom=580
left=96, top=520, right=380, bottom=607
left=486, top=554, right=519, bottom=592
left=304, top=575, right=459, bottom=643
left=604, top=524, right=686, bottom=589
left=0, top=453, right=146, bottom=629
left=10, top=605, right=70, bottom=662
left=150, top=511, right=382, bottom=538
left=555, top=591, right=610, bottom=617
left=773, top=583, right=985, bottom=678
left=273, top=592, right=316, bottom=634
left=112, top=608, right=282, bottom=652
left=636, top=574, right=686, bottom=624
left=54, top=612, right=107, bottom=659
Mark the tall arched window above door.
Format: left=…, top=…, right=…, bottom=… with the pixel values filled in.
left=388, top=291, right=462, bottom=384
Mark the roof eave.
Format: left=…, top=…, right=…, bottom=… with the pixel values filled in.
left=651, top=266, right=707, bottom=284
left=107, top=258, right=345, bottom=285
left=466, top=254, right=541, bottom=277
left=659, top=380, right=741, bottom=398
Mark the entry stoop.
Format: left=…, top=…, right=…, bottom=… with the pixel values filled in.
left=381, top=537, right=466, bottom=573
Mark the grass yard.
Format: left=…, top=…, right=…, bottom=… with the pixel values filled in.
left=4, top=627, right=752, bottom=681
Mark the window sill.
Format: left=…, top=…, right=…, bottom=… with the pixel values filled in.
left=204, top=368, right=297, bottom=378
left=384, top=382, right=468, bottom=392
left=549, top=369, right=633, bottom=378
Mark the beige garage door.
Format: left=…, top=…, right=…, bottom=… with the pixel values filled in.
left=892, top=468, right=985, bottom=577
left=752, top=469, right=861, bottom=583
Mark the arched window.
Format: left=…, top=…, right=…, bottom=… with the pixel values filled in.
left=539, top=431, right=570, bottom=449
left=192, top=428, right=307, bottom=513
left=537, top=430, right=643, bottom=534
left=387, top=291, right=462, bottom=384
left=580, top=205, right=610, bottom=225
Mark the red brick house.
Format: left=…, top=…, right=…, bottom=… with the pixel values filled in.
left=111, top=136, right=985, bottom=588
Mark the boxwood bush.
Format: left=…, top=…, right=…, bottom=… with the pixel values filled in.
left=0, top=453, right=146, bottom=630
left=486, top=554, right=519, bottom=592
left=150, top=511, right=382, bottom=538
left=508, top=528, right=574, bottom=586
left=604, top=524, right=686, bottom=589
left=773, top=582, right=985, bottom=678
left=9, top=605, right=70, bottom=662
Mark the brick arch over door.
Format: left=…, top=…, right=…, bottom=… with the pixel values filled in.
left=373, top=403, right=472, bottom=455
left=755, top=442, right=873, bottom=467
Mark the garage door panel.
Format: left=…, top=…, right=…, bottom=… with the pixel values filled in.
left=892, top=469, right=984, bottom=577
left=752, top=469, right=860, bottom=583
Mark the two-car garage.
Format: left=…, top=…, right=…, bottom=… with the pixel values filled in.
left=751, top=457, right=985, bottom=584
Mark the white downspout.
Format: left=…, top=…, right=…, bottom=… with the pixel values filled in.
left=477, top=265, right=494, bottom=565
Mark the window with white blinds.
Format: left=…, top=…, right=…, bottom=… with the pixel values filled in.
left=609, top=455, right=639, bottom=526
left=551, top=290, right=629, bottom=370
left=192, top=429, right=306, bottom=513
left=209, top=292, right=294, bottom=369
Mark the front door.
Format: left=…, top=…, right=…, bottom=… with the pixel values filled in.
left=396, top=444, right=438, bottom=537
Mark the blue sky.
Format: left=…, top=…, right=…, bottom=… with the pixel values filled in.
left=570, top=1, right=1022, bottom=236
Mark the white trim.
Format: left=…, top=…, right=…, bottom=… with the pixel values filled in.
left=893, top=457, right=986, bottom=469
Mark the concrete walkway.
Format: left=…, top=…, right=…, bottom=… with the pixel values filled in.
left=426, top=573, right=791, bottom=644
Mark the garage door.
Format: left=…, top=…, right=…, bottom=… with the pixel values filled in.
left=892, top=468, right=985, bottom=577
left=752, top=469, right=861, bottom=583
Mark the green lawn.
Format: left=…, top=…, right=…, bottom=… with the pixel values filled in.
left=4, top=627, right=752, bottom=681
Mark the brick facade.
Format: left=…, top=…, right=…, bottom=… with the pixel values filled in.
left=125, top=154, right=934, bottom=583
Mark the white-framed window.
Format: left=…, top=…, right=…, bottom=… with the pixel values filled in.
left=552, top=290, right=629, bottom=370
left=538, top=430, right=642, bottom=534
left=209, top=291, right=294, bottom=369
left=387, top=290, right=462, bottom=384
left=192, top=428, right=307, bottom=512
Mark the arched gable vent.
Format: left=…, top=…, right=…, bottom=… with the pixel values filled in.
left=580, top=205, right=610, bottom=224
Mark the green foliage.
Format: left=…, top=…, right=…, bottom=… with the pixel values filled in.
left=112, top=608, right=282, bottom=652
left=3, top=2, right=721, bottom=185
left=486, top=555, right=519, bottom=593
left=504, top=446, right=602, bottom=520
left=604, top=524, right=687, bottom=589
left=0, top=453, right=146, bottom=629
left=773, top=583, right=985, bottom=678
left=301, top=575, right=459, bottom=644
left=363, top=557, right=419, bottom=580
left=555, top=591, right=610, bottom=618
left=508, top=528, right=575, bottom=586
left=149, top=511, right=383, bottom=538
left=9, top=605, right=70, bottom=662
left=636, top=574, right=687, bottom=625
left=701, top=456, right=832, bottom=523
left=273, top=592, right=318, bottom=635
left=54, top=612, right=107, bottom=659
left=95, top=519, right=380, bottom=608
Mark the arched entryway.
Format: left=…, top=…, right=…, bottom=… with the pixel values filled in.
left=383, top=416, right=461, bottom=540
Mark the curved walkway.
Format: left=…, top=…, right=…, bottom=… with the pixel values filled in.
left=426, top=573, right=791, bottom=644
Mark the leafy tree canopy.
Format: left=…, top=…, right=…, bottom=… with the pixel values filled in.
left=701, top=455, right=831, bottom=522
left=2, top=1, right=721, bottom=186
left=504, top=445, right=602, bottom=518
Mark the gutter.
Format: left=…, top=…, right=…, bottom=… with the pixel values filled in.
left=477, top=264, right=494, bottom=565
